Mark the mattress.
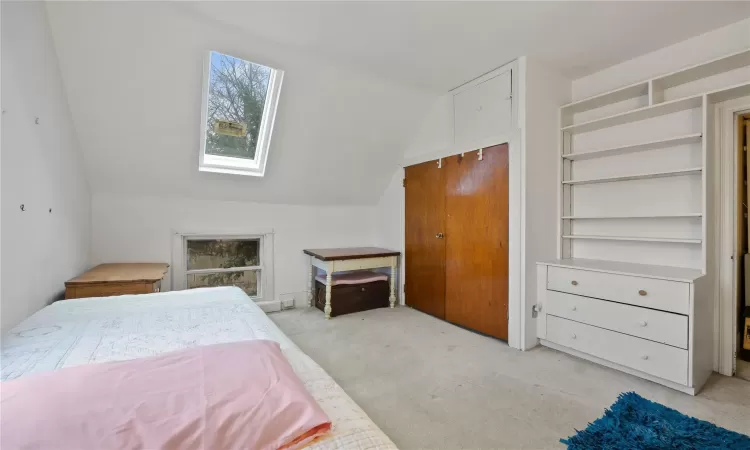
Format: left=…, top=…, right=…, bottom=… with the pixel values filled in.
left=1, top=287, right=397, bottom=450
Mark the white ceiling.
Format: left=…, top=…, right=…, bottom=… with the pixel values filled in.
left=184, top=1, right=750, bottom=92
left=45, top=1, right=750, bottom=205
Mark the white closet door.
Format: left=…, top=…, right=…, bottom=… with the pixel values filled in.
left=453, top=70, right=512, bottom=149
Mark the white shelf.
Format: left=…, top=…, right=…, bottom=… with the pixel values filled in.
left=562, top=213, right=702, bottom=220
left=537, top=258, right=704, bottom=282
left=562, top=95, right=702, bottom=134
left=562, top=235, right=702, bottom=244
left=563, top=167, right=702, bottom=185
left=706, top=81, right=750, bottom=104
left=561, top=82, right=649, bottom=115
left=653, top=48, right=750, bottom=90
left=562, top=133, right=702, bottom=161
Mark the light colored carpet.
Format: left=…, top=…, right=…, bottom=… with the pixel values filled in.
left=270, top=306, right=750, bottom=449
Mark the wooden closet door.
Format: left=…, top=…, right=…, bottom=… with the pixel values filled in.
left=405, top=160, right=446, bottom=319
left=444, top=144, right=509, bottom=340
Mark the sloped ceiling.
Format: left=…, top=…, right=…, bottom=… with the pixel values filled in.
left=46, top=1, right=750, bottom=205
left=45, top=1, right=433, bottom=205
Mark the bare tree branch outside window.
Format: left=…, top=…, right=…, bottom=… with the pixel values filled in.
left=205, top=52, right=271, bottom=160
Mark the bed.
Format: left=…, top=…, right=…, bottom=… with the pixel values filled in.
left=1, top=287, right=397, bottom=450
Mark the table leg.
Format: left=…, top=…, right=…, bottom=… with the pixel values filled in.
left=389, top=262, right=397, bottom=308
left=324, top=272, right=333, bottom=319
left=307, top=260, right=313, bottom=307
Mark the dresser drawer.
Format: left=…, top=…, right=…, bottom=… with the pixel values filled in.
left=546, top=316, right=688, bottom=385
left=547, top=266, right=689, bottom=314
left=546, top=291, right=688, bottom=349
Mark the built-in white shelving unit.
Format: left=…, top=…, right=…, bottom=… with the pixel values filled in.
left=559, top=48, right=750, bottom=271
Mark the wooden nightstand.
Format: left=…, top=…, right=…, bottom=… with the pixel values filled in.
left=65, top=263, right=169, bottom=299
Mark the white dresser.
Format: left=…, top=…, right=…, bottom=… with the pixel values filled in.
left=536, top=258, right=713, bottom=395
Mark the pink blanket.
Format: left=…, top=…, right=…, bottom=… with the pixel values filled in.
left=1, top=340, right=331, bottom=450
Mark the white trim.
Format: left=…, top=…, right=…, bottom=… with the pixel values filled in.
left=185, top=266, right=262, bottom=275
left=198, top=51, right=284, bottom=177
left=170, top=231, right=276, bottom=306
left=448, top=61, right=513, bottom=95
left=715, top=96, right=750, bottom=376
left=509, top=130, right=525, bottom=351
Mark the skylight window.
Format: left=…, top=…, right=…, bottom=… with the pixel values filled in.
left=199, top=51, right=283, bottom=177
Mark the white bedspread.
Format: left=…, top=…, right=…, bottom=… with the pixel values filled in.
left=1, top=287, right=397, bottom=450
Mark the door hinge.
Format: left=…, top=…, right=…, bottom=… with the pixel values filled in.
left=478, top=148, right=483, bottom=161
left=402, top=178, right=406, bottom=187
left=437, top=158, right=442, bottom=169
left=532, top=303, right=542, bottom=318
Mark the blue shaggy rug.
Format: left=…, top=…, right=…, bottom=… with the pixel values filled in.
left=561, top=392, right=750, bottom=449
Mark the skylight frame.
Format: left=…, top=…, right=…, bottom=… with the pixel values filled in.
left=198, top=51, right=284, bottom=177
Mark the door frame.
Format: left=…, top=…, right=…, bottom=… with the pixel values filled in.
left=400, top=129, right=524, bottom=350
left=715, top=96, right=750, bottom=376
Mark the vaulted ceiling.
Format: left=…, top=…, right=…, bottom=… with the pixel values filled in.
left=46, top=1, right=750, bottom=205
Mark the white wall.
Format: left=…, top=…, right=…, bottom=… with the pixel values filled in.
left=573, top=18, right=750, bottom=100
left=1, top=2, right=91, bottom=332
left=91, top=193, right=376, bottom=307
left=402, top=95, right=454, bottom=164
left=519, top=56, right=572, bottom=348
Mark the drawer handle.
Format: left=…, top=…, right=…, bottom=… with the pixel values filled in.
left=639, top=320, right=648, bottom=327
left=571, top=333, right=577, bottom=339
left=638, top=289, right=647, bottom=296
left=361, top=287, right=366, bottom=292
left=571, top=306, right=577, bottom=311
left=571, top=280, right=578, bottom=286
left=642, top=355, right=649, bottom=360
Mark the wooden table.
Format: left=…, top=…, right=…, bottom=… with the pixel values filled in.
left=303, top=247, right=400, bottom=319
left=65, top=263, right=169, bottom=299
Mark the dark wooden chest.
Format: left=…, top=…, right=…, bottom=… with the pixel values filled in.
left=314, top=280, right=389, bottom=317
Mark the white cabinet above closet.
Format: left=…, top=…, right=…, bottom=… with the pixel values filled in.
left=453, top=70, right=512, bottom=150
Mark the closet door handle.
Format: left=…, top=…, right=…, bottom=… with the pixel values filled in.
left=571, top=280, right=578, bottom=286
left=638, top=290, right=647, bottom=296
left=436, top=233, right=444, bottom=239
